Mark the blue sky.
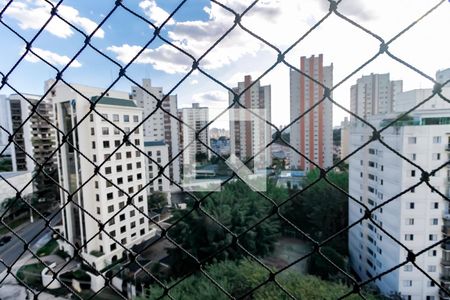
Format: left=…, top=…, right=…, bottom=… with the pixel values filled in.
left=0, top=0, right=449, bottom=127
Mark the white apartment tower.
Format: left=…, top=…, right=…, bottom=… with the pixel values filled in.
left=8, top=93, right=56, bottom=173
left=229, top=75, right=272, bottom=169
left=131, top=79, right=180, bottom=183
left=0, top=95, right=13, bottom=161
left=350, top=73, right=403, bottom=120
left=290, top=54, right=333, bottom=170
left=179, top=103, right=209, bottom=172
left=348, top=86, right=450, bottom=300
left=49, top=80, right=154, bottom=270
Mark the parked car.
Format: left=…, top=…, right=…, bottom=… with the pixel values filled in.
left=0, top=235, right=12, bottom=246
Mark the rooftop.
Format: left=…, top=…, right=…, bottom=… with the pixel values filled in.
left=90, top=96, right=136, bottom=107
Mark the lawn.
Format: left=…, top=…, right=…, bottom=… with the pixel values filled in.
left=0, top=214, right=29, bottom=235
left=36, top=239, right=59, bottom=257
left=17, top=262, right=46, bottom=289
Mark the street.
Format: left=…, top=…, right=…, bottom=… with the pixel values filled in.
left=0, top=212, right=61, bottom=275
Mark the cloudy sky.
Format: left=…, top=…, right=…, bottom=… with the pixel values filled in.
left=0, top=0, right=448, bottom=127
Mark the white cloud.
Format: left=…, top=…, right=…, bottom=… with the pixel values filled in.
left=2, top=0, right=104, bottom=39
left=139, top=0, right=175, bottom=27
left=192, top=90, right=228, bottom=104
left=24, top=47, right=82, bottom=68
left=190, top=79, right=199, bottom=85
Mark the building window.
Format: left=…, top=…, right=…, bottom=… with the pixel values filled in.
left=405, top=234, right=414, bottom=241
left=119, top=202, right=125, bottom=209
left=137, top=173, right=142, bottom=180
left=408, top=137, right=416, bottom=144
left=92, top=141, right=96, bottom=149
left=90, top=114, right=94, bottom=122
left=96, top=207, right=100, bottom=214
left=116, top=153, right=122, bottom=160
left=119, top=214, right=125, bottom=221
left=91, top=128, right=95, bottom=135
left=428, top=250, right=437, bottom=256
left=405, top=218, right=414, bottom=225
left=136, top=162, right=141, bottom=168
left=410, top=153, right=416, bottom=161
left=120, top=226, right=126, bottom=233
left=130, top=210, right=135, bottom=217
left=110, top=243, right=116, bottom=251
left=115, top=140, right=121, bottom=147
left=410, top=170, right=415, bottom=177
left=117, top=177, right=123, bottom=185
left=102, top=127, right=109, bottom=135
left=121, top=238, right=127, bottom=245
left=107, top=192, right=113, bottom=200
left=431, top=218, right=438, bottom=225
left=102, top=114, right=108, bottom=121
left=409, top=202, right=415, bottom=209
left=432, top=153, right=441, bottom=160
left=429, top=234, right=437, bottom=241
left=127, top=175, right=133, bottom=182
left=113, top=114, right=119, bottom=122
left=427, top=265, right=437, bottom=272
left=109, top=230, right=116, bottom=237
left=433, top=202, right=439, bottom=209
left=140, top=217, right=144, bottom=224
left=126, top=152, right=132, bottom=158
left=404, top=265, right=413, bottom=272
left=131, top=221, right=136, bottom=229
left=433, top=136, right=441, bottom=143
left=108, top=205, right=114, bottom=213
left=103, top=141, right=110, bottom=148
left=105, top=167, right=112, bottom=174
left=403, top=280, right=412, bottom=287
left=123, top=115, right=129, bottom=122
left=109, top=218, right=115, bottom=226
left=140, top=229, right=145, bottom=236
left=133, top=115, right=139, bottom=122
left=127, top=163, right=132, bottom=170
left=116, top=165, right=122, bottom=172
left=135, top=139, right=140, bottom=146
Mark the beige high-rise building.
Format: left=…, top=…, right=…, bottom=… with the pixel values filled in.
left=350, top=73, right=403, bottom=121
left=229, top=75, right=272, bottom=169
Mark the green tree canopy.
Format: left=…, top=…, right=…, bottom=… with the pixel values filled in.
left=282, top=169, right=349, bottom=256
left=140, top=259, right=381, bottom=300
left=166, top=180, right=288, bottom=276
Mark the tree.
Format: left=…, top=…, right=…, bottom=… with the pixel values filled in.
left=308, top=246, right=346, bottom=280
left=166, top=180, right=288, bottom=276
left=140, top=259, right=382, bottom=300
left=282, top=169, right=349, bottom=256
left=148, top=192, right=167, bottom=210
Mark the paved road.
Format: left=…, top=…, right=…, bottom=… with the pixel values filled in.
left=0, top=211, right=61, bottom=274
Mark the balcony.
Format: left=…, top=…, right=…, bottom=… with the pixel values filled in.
left=442, top=242, right=450, bottom=251
left=444, top=225, right=450, bottom=235
left=446, top=144, right=450, bottom=151
left=440, top=289, right=450, bottom=300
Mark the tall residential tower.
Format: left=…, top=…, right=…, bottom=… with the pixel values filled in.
left=289, top=54, right=333, bottom=170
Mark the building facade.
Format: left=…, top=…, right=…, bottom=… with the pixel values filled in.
left=289, top=54, right=333, bottom=170
left=132, top=79, right=180, bottom=183
left=229, top=75, right=272, bottom=169
left=179, top=103, right=210, bottom=170
left=348, top=88, right=450, bottom=300
left=0, top=95, right=13, bottom=161
left=49, top=81, right=154, bottom=270
left=144, top=140, right=171, bottom=207
left=350, top=73, right=403, bottom=120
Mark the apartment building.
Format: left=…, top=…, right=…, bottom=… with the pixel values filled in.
left=229, top=75, right=272, bottom=169
left=144, top=140, right=171, bottom=207
left=0, top=95, right=13, bottom=160
left=290, top=54, right=333, bottom=170
left=350, top=73, right=403, bottom=120
left=48, top=80, right=154, bottom=269
left=131, top=79, right=180, bottom=183
left=348, top=87, right=450, bottom=300
left=179, top=103, right=210, bottom=171
left=7, top=93, right=57, bottom=173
